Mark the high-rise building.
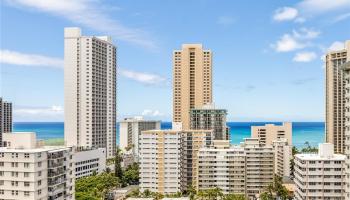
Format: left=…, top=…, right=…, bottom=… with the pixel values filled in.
left=190, top=103, right=228, bottom=140
left=173, top=44, right=212, bottom=130
left=139, top=129, right=213, bottom=194
left=0, top=132, right=75, bottom=200
left=64, top=27, right=117, bottom=159
left=251, top=122, right=292, bottom=146
left=0, top=97, right=12, bottom=146
left=325, top=40, right=350, bottom=154
left=197, top=138, right=274, bottom=198
left=341, top=60, right=350, bottom=200
left=272, top=138, right=292, bottom=178
left=294, top=143, right=346, bottom=200
left=119, top=117, right=161, bottom=160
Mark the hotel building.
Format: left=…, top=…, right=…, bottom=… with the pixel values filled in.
left=251, top=122, right=292, bottom=145
left=0, top=132, right=75, bottom=200
left=139, top=129, right=213, bottom=194
left=64, top=27, right=117, bottom=159
left=341, top=60, right=350, bottom=200
left=294, top=143, right=346, bottom=200
left=173, top=44, right=212, bottom=130
left=119, top=117, right=161, bottom=160
left=272, top=139, right=292, bottom=178
left=0, top=98, right=12, bottom=146
left=190, top=103, right=228, bottom=140
left=325, top=40, right=350, bottom=154
left=197, top=138, right=274, bottom=199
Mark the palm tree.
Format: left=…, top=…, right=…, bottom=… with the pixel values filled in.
left=114, top=147, right=123, bottom=178
left=186, top=185, right=197, bottom=200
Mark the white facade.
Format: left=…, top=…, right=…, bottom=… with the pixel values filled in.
left=0, top=132, right=75, bottom=200
left=197, top=138, right=274, bottom=199
left=74, top=148, right=106, bottom=179
left=64, top=27, right=117, bottom=159
left=119, top=117, right=160, bottom=160
left=139, top=130, right=182, bottom=194
left=294, top=143, right=346, bottom=200
left=272, top=139, right=292, bottom=178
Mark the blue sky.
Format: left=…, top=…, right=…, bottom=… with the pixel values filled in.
left=1, top=0, right=350, bottom=122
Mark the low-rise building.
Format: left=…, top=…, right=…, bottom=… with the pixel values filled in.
left=74, top=147, right=106, bottom=179
left=0, top=132, right=75, bottom=200
left=294, top=143, right=346, bottom=200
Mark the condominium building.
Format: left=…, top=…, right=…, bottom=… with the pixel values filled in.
left=64, top=27, right=117, bottom=159
left=341, top=60, right=350, bottom=200
left=74, top=148, right=106, bottom=179
left=294, top=143, right=346, bottom=200
left=197, top=138, right=274, bottom=199
left=0, top=132, right=75, bottom=200
left=139, top=130, right=182, bottom=194
left=326, top=40, right=350, bottom=154
left=119, top=117, right=161, bottom=160
left=0, top=97, right=12, bottom=146
left=190, top=103, right=229, bottom=140
left=272, top=138, right=292, bottom=178
left=180, top=130, right=213, bottom=190
left=139, top=129, right=213, bottom=194
left=251, top=122, right=292, bottom=145
left=173, top=44, right=212, bottom=130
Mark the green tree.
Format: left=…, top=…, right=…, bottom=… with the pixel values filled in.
left=223, top=193, right=246, bottom=200
left=115, top=147, right=123, bottom=179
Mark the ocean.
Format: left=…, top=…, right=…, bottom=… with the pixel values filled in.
left=13, top=122, right=324, bottom=149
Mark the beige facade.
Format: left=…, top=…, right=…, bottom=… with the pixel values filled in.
left=272, top=139, right=292, bottom=178
left=139, top=129, right=213, bottom=194
left=341, top=60, right=350, bottom=200
left=251, top=122, right=292, bottom=146
left=0, top=98, right=12, bottom=146
left=326, top=40, right=350, bottom=154
left=64, top=27, right=117, bottom=159
left=173, top=44, right=212, bottom=130
left=0, top=132, right=75, bottom=200
left=197, top=138, right=274, bottom=199
left=294, top=143, right=346, bottom=200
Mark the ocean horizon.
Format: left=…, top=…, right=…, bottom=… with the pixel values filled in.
left=13, top=121, right=325, bottom=149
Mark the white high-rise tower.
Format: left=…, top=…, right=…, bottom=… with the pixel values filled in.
left=64, top=27, right=117, bottom=158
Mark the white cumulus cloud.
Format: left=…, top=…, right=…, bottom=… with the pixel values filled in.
left=273, top=7, right=299, bottom=21
left=0, top=49, right=63, bottom=68
left=120, top=69, right=167, bottom=85
left=293, top=51, right=317, bottom=62
left=328, top=41, right=345, bottom=52
left=14, top=105, right=64, bottom=121
left=298, top=0, right=350, bottom=14
left=5, top=0, right=156, bottom=48
left=141, top=109, right=163, bottom=117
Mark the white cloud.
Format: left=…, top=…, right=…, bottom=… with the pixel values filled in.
left=273, top=34, right=305, bottom=52
left=14, top=105, right=64, bottom=121
left=141, top=109, right=163, bottom=117
left=273, top=7, right=299, bottom=21
left=293, top=51, right=317, bottom=62
left=272, top=28, right=320, bottom=52
left=298, top=0, right=350, bottom=14
left=292, top=28, right=320, bottom=39
left=0, top=49, right=63, bottom=68
left=327, top=41, right=345, bottom=51
left=5, top=0, right=156, bottom=48
left=217, top=16, right=235, bottom=26
left=120, top=69, right=167, bottom=85
left=333, top=12, right=350, bottom=22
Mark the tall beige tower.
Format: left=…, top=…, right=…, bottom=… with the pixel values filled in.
left=173, top=44, right=212, bottom=130
left=64, top=27, right=117, bottom=159
left=325, top=40, right=350, bottom=154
